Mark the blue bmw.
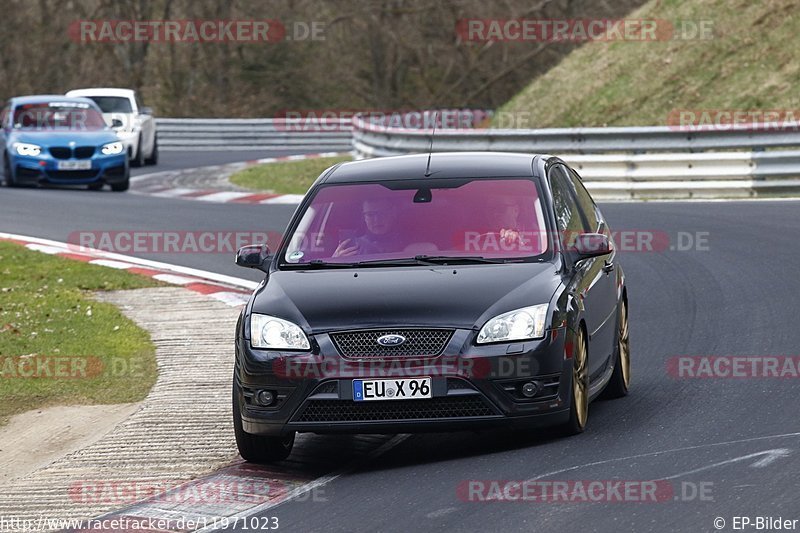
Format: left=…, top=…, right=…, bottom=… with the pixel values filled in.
left=0, top=95, right=129, bottom=191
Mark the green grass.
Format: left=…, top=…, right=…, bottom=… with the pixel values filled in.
left=229, top=156, right=352, bottom=194
left=495, top=0, right=800, bottom=128
left=0, top=241, right=161, bottom=425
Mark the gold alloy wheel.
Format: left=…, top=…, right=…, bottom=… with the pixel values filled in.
left=572, top=328, right=589, bottom=429
left=619, top=302, right=631, bottom=389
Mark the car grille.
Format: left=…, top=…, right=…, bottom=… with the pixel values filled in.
left=74, top=146, right=95, bottom=159
left=49, top=147, right=72, bottom=159
left=292, top=396, right=498, bottom=423
left=48, top=146, right=96, bottom=159
left=330, top=329, right=453, bottom=359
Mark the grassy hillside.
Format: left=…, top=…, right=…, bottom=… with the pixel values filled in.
left=496, top=0, right=800, bottom=128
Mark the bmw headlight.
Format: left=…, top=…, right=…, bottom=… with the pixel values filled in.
left=14, top=142, right=42, bottom=157
left=477, top=304, right=549, bottom=344
left=250, top=314, right=310, bottom=350
left=101, top=141, right=124, bottom=155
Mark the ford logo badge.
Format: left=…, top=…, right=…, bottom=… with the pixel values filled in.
left=377, top=334, right=406, bottom=347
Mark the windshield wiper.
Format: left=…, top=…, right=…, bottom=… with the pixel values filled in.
left=300, top=259, right=359, bottom=268
left=354, top=255, right=507, bottom=266
left=413, top=255, right=508, bottom=264
left=292, top=256, right=512, bottom=269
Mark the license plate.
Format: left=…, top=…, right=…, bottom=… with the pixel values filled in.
left=57, top=160, right=92, bottom=170
left=353, top=377, right=432, bottom=401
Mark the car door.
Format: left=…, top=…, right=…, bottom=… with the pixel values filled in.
left=549, top=163, right=617, bottom=379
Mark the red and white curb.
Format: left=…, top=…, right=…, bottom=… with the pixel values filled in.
left=0, top=232, right=256, bottom=307
left=132, top=151, right=350, bottom=205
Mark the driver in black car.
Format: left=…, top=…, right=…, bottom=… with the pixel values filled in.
left=332, top=198, right=406, bottom=257
left=485, top=195, right=528, bottom=247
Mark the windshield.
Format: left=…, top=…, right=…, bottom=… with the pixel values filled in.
left=12, top=102, right=107, bottom=130
left=281, top=178, right=550, bottom=267
left=86, top=96, right=133, bottom=113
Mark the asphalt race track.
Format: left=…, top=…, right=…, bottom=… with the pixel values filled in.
left=3, top=152, right=799, bottom=532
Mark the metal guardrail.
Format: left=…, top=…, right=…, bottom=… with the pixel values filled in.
left=153, top=115, right=800, bottom=199
left=351, top=114, right=800, bottom=199
left=155, top=118, right=353, bottom=151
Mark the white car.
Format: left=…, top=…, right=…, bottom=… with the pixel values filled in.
left=65, top=88, right=157, bottom=166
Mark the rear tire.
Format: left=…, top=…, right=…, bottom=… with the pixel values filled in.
left=233, top=372, right=295, bottom=463
left=561, top=326, right=589, bottom=436
left=145, top=135, right=158, bottom=166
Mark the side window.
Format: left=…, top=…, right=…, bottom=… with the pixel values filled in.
left=566, top=167, right=601, bottom=231
left=134, top=93, right=144, bottom=112
left=548, top=165, right=584, bottom=247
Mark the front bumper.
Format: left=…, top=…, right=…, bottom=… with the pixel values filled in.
left=235, top=326, right=573, bottom=437
left=11, top=152, right=128, bottom=185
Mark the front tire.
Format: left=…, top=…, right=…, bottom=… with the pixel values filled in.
left=131, top=135, right=145, bottom=167
left=561, top=326, right=589, bottom=435
left=601, top=299, right=631, bottom=399
left=110, top=164, right=130, bottom=192
left=4, top=157, right=18, bottom=187
left=232, top=372, right=295, bottom=463
left=145, top=134, right=158, bottom=166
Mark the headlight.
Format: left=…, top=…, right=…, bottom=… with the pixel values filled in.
left=14, top=143, right=41, bottom=157
left=477, top=304, right=549, bottom=344
left=250, top=314, right=310, bottom=350
left=101, top=142, right=124, bottom=155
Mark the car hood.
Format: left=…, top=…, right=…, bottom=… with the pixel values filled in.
left=251, top=263, right=561, bottom=333
left=11, top=130, right=118, bottom=146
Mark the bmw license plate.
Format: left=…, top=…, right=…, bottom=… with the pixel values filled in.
left=57, top=160, right=92, bottom=170
left=353, top=377, right=432, bottom=401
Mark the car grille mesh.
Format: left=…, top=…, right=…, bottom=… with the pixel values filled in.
left=48, top=146, right=96, bottom=159
left=49, top=147, right=71, bottom=159
left=74, top=146, right=95, bottom=158
left=293, top=396, right=497, bottom=422
left=330, top=329, right=453, bottom=359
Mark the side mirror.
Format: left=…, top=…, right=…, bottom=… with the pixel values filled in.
left=139, top=107, right=153, bottom=116
left=111, top=118, right=124, bottom=129
left=572, top=233, right=612, bottom=260
left=236, top=244, right=271, bottom=272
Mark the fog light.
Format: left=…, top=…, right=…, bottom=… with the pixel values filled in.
left=256, top=390, right=275, bottom=406
left=520, top=381, right=538, bottom=398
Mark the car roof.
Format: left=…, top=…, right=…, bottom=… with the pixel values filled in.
left=65, top=88, right=135, bottom=98
left=323, top=152, right=546, bottom=183
left=9, top=95, right=100, bottom=107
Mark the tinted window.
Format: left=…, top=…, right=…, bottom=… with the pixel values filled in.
left=282, top=178, right=549, bottom=265
left=548, top=165, right=584, bottom=245
left=87, top=96, right=133, bottom=113
left=12, top=102, right=107, bottom=130
left=567, top=167, right=601, bottom=231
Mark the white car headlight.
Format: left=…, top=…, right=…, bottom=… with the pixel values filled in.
left=250, top=314, right=310, bottom=350
left=14, top=142, right=41, bottom=157
left=477, top=304, right=549, bottom=344
left=101, top=142, right=124, bottom=155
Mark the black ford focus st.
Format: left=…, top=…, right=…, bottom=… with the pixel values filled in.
left=233, top=152, right=630, bottom=462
